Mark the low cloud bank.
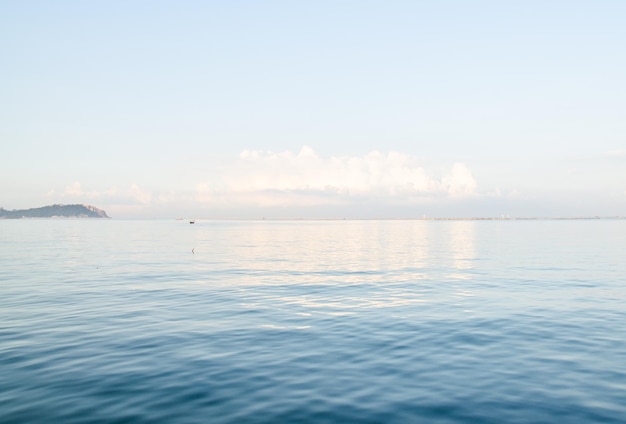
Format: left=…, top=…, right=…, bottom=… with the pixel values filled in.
left=198, top=146, right=477, bottom=206
left=47, top=147, right=479, bottom=217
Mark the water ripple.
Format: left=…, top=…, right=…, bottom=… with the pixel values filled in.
left=1, top=220, right=625, bottom=423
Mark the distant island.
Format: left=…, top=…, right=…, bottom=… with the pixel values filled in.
left=0, top=204, right=110, bottom=219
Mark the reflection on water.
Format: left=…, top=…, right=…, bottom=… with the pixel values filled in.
left=187, top=220, right=476, bottom=317
left=189, top=220, right=479, bottom=316
left=448, top=221, right=476, bottom=279
left=198, top=221, right=440, bottom=315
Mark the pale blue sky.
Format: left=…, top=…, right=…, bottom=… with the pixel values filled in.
left=2, top=1, right=625, bottom=218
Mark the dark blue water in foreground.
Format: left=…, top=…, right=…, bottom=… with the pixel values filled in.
left=1, top=219, right=625, bottom=423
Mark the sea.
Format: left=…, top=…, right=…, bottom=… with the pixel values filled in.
left=1, top=219, right=625, bottom=423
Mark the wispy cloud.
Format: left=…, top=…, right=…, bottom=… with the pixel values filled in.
left=607, top=148, right=626, bottom=158
left=48, top=182, right=153, bottom=206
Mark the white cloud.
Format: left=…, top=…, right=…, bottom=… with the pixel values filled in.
left=64, top=181, right=85, bottom=196
left=128, top=184, right=152, bottom=205
left=198, top=146, right=477, bottom=207
left=442, top=163, right=477, bottom=197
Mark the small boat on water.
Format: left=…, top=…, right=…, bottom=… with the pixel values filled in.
left=189, top=220, right=195, bottom=224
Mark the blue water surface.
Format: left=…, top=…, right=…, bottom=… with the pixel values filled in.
left=1, top=219, right=625, bottom=423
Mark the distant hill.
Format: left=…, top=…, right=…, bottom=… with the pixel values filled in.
left=0, top=204, right=110, bottom=219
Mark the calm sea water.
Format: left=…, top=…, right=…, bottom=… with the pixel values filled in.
left=1, top=219, right=625, bottom=423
